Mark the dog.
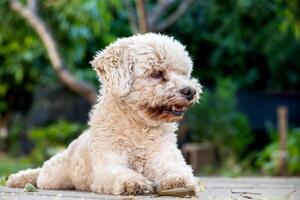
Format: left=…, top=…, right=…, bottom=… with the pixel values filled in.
left=7, top=33, right=202, bottom=195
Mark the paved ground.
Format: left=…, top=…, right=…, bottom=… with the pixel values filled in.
left=0, top=177, right=299, bottom=200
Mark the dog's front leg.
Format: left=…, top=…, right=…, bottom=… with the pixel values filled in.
left=90, top=151, right=153, bottom=195
left=145, top=141, right=196, bottom=191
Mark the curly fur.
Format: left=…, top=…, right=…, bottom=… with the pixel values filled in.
left=7, top=33, right=202, bottom=195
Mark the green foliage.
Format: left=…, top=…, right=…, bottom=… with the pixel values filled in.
left=282, top=0, right=300, bottom=38
left=39, top=0, right=125, bottom=68
left=0, top=0, right=127, bottom=118
left=0, top=176, right=6, bottom=186
left=198, top=156, right=258, bottom=177
left=28, top=120, right=86, bottom=164
left=186, top=79, right=253, bottom=160
left=0, top=0, right=300, bottom=177
left=0, top=120, right=85, bottom=175
left=256, top=126, right=300, bottom=175
left=0, top=156, right=33, bottom=177
left=0, top=0, right=42, bottom=116
left=171, top=0, right=300, bottom=91
left=2, top=114, right=27, bottom=155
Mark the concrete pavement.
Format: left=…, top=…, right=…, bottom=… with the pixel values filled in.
left=0, top=177, right=299, bottom=200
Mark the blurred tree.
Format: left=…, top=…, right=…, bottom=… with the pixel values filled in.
left=0, top=0, right=202, bottom=140
left=124, top=0, right=195, bottom=33
left=10, top=0, right=97, bottom=104
left=283, top=0, right=300, bottom=37
left=185, top=79, right=253, bottom=162
left=0, top=0, right=300, bottom=176
left=168, top=0, right=300, bottom=91
left=0, top=0, right=41, bottom=139
left=0, top=0, right=123, bottom=140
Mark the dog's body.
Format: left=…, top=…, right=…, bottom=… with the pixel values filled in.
left=7, top=33, right=202, bottom=195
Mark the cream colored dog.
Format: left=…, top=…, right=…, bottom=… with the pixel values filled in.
left=7, top=33, right=202, bottom=195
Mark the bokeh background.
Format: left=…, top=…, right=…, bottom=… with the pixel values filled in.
left=1, top=0, right=300, bottom=183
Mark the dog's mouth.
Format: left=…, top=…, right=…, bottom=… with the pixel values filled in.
left=143, top=101, right=193, bottom=122
left=162, top=105, right=187, bottom=117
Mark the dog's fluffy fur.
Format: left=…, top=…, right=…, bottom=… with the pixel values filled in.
left=7, top=33, right=202, bottom=195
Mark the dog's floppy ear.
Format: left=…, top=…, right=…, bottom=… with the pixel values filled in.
left=91, top=42, right=133, bottom=96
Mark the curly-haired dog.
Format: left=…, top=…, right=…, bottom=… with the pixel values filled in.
left=7, top=33, right=202, bottom=195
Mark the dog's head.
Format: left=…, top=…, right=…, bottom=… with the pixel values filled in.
left=91, top=33, right=202, bottom=123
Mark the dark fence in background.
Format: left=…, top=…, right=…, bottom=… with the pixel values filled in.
left=237, top=91, right=300, bottom=131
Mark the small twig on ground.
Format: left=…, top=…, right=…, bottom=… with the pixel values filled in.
left=287, top=189, right=296, bottom=198
left=231, top=189, right=261, bottom=195
left=157, top=187, right=196, bottom=198
left=241, top=195, right=254, bottom=199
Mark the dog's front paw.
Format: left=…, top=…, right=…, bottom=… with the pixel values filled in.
left=114, top=175, right=153, bottom=195
left=158, top=173, right=195, bottom=191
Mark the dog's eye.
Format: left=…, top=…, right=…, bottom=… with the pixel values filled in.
left=150, top=70, right=164, bottom=79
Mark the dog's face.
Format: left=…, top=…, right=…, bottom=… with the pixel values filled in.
left=91, top=33, right=202, bottom=123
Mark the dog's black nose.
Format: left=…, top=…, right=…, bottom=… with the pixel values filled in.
left=180, top=87, right=196, bottom=101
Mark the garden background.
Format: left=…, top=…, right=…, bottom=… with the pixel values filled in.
left=0, top=0, right=300, bottom=184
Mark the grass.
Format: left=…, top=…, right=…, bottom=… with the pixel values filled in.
left=0, top=176, right=6, bottom=186
left=0, top=156, right=34, bottom=178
